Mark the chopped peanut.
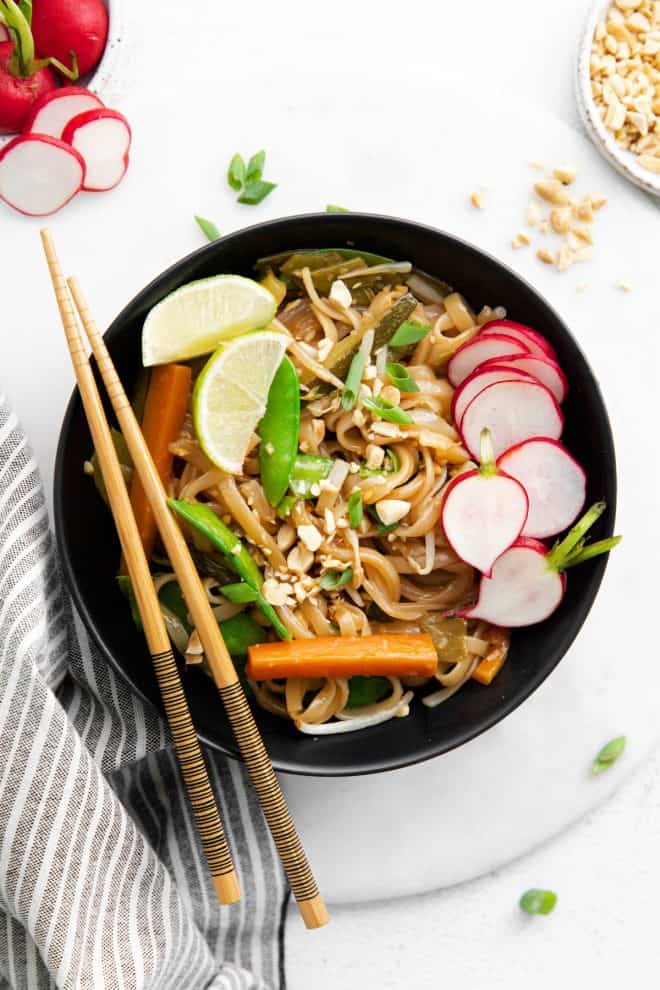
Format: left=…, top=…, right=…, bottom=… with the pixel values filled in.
left=536, top=248, right=556, bottom=264
left=550, top=206, right=572, bottom=233
left=534, top=179, right=572, bottom=205
left=552, top=165, right=577, bottom=185
left=470, top=191, right=484, bottom=209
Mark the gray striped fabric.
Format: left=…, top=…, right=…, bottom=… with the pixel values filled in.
left=0, top=395, right=287, bottom=990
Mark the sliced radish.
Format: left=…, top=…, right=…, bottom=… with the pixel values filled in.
left=23, top=86, right=104, bottom=139
left=441, top=429, right=528, bottom=575
left=62, top=108, right=131, bottom=192
left=451, top=365, right=539, bottom=429
left=0, top=134, right=85, bottom=216
left=447, top=333, right=529, bottom=388
left=463, top=502, right=621, bottom=627
left=478, top=353, right=568, bottom=404
left=497, top=439, right=586, bottom=539
left=460, top=379, right=563, bottom=460
left=479, top=319, right=557, bottom=361
left=0, top=23, right=9, bottom=42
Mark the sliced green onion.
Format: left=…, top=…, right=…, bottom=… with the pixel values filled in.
left=326, top=204, right=349, bottom=213
left=592, top=735, right=626, bottom=774
left=276, top=494, right=296, bottom=519
left=389, top=320, right=431, bottom=348
left=362, top=394, right=414, bottom=425
left=519, top=889, right=557, bottom=915
left=238, top=180, right=277, bottom=205
left=194, top=215, right=221, bottom=241
left=227, top=153, right=246, bottom=191
left=220, top=582, right=260, bottom=604
left=342, top=351, right=366, bottom=410
left=288, top=453, right=333, bottom=498
left=246, top=149, right=266, bottom=183
left=348, top=490, right=363, bottom=528
left=366, top=505, right=400, bottom=536
left=318, top=567, right=353, bottom=590
left=386, top=446, right=400, bottom=473
left=385, top=362, right=420, bottom=393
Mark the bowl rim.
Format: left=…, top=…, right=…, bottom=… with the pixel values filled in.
left=54, top=211, right=618, bottom=775
left=576, top=0, right=660, bottom=198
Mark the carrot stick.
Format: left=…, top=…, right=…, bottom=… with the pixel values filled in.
left=472, top=630, right=510, bottom=685
left=246, top=634, right=438, bottom=681
left=122, top=363, right=191, bottom=567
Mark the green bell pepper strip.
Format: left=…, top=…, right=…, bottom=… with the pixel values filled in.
left=168, top=500, right=291, bottom=640
left=259, top=356, right=300, bottom=506
left=346, top=676, right=392, bottom=708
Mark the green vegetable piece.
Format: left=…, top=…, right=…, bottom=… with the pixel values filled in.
left=348, top=490, right=363, bottom=528
left=227, top=153, right=246, bottom=191
left=238, top=180, right=277, bottom=205
left=195, top=215, right=221, bottom=241
left=423, top=617, right=469, bottom=665
left=389, top=320, right=431, bottom=348
left=257, top=248, right=394, bottom=275
left=276, top=494, right=296, bottom=519
left=219, top=612, right=266, bottom=656
left=519, top=889, right=558, bottom=915
left=385, top=362, right=420, bottom=393
left=326, top=204, right=349, bottom=213
left=362, top=394, right=414, bottom=425
left=346, top=675, right=392, bottom=708
left=220, top=582, right=260, bottom=604
left=259, top=356, right=300, bottom=506
left=246, top=149, right=266, bottom=184
left=86, top=428, right=133, bottom=506
left=591, top=735, right=626, bottom=774
left=168, top=500, right=291, bottom=640
left=547, top=501, right=622, bottom=571
left=158, top=580, right=192, bottom=631
left=386, top=447, right=400, bottom=473
left=318, top=567, right=353, bottom=590
left=366, top=504, right=400, bottom=536
left=341, top=351, right=366, bottom=410
left=288, top=453, right=333, bottom=498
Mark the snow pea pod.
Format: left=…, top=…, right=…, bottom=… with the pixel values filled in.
left=259, top=356, right=300, bottom=506
left=288, top=453, right=332, bottom=498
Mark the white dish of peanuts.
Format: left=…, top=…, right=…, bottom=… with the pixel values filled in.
left=577, top=0, right=660, bottom=197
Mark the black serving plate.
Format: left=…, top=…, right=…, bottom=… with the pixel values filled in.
left=54, top=213, right=617, bottom=775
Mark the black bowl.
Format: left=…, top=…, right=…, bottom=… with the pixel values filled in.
left=54, top=213, right=616, bottom=775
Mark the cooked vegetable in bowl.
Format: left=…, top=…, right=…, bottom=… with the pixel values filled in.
left=55, top=213, right=618, bottom=774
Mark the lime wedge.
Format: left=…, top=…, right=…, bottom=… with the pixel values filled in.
left=142, top=275, right=277, bottom=366
left=193, top=331, right=289, bottom=473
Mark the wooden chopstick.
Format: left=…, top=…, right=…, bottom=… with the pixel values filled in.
left=40, top=230, right=241, bottom=907
left=60, top=258, right=329, bottom=930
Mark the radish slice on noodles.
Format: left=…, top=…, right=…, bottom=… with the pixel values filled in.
left=62, top=108, right=131, bottom=192
left=447, top=333, right=530, bottom=387
left=479, top=319, right=557, bottom=361
left=23, top=86, right=104, bottom=138
left=462, top=502, right=621, bottom=627
left=478, top=353, right=568, bottom=404
left=497, top=438, right=586, bottom=538
left=451, top=364, right=538, bottom=428
left=0, top=134, right=85, bottom=216
left=441, top=428, right=528, bottom=575
left=460, top=379, right=563, bottom=460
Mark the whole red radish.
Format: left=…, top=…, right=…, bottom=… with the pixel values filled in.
left=441, top=428, right=528, bottom=575
left=31, top=0, right=108, bottom=76
left=0, top=0, right=79, bottom=133
left=462, top=501, right=621, bottom=627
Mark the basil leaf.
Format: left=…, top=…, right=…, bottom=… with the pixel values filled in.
left=318, top=567, right=353, bottom=590
left=519, top=889, right=557, bottom=915
left=238, top=180, right=277, bottom=205
left=362, top=394, right=414, bottom=425
left=195, top=215, right=221, bottom=241
left=346, top=675, right=391, bottom=708
left=326, top=204, right=349, bottom=213
left=389, top=320, right=431, bottom=348
left=348, top=490, right=363, bottom=528
left=386, top=362, right=420, bottom=393
left=227, top=153, right=246, bottom=191
left=246, top=149, right=266, bottom=184
left=592, top=735, right=626, bottom=774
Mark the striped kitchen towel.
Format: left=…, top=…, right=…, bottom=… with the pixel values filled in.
left=0, top=394, right=288, bottom=990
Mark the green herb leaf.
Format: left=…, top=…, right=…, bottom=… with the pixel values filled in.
left=227, top=153, right=246, bottom=191
left=346, top=675, right=391, bottom=708
left=326, top=204, right=349, bottom=213
left=386, top=362, right=420, bottom=393
left=592, top=735, right=626, bottom=774
left=220, top=582, right=260, bottom=604
left=246, top=149, right=266, bottom=184
left=519, top=889, right=557, bottom=915
left=341, top=351, right=366, bottom=410
left=389, top=320, right=431, bottom=348
left=318, top=567, right=353, bottom=591
left=362, top=394, right=414, bottom=425
left=238, top=180, right=277, bottom=205
left=194, top=215, right=221, bottom=241
left=348, top=490, right=363, bottom=528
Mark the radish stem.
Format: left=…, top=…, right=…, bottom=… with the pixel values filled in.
left=479, top=428, right=497, bottom=477
left=562, top=535, right=622, bottom=568
left=546, top=501, right=620, bottom=571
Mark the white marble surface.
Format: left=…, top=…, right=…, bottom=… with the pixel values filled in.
left=1, top=1, right=659, bottom=986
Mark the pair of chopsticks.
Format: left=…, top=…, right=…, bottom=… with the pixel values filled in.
left=41, top=230, right=328, bottom=931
